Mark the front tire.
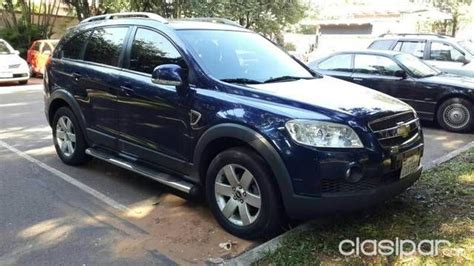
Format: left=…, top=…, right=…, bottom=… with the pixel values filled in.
left=52, top=107, right=89, bottom=165
left=206, top=147, right=284, bottom=239
left=18, top=80, right=28, bottom=85
left=437, top=98, right=473, bottom=132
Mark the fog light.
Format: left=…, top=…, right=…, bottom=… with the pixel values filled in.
left=345, top=164, right=363, bottom=183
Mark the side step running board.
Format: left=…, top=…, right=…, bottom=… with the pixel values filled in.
left=86, top=148, right=198, bottom=195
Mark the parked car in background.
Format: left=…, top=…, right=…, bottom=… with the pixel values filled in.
left=0, top=39, right=30, bottom=85
left=309, top=50, right=474, bottom=132
left=45, top=13, right=423, bottom=239
left=368, top=33, right=474, bottom=78
left=27, top=39, right=59, bottom=77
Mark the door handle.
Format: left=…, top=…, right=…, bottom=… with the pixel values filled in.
left=352, top=77, right=363, bottom=81
left=120, top=85, right=134, bottom=96
left=72, top=73, right=82, bottom=81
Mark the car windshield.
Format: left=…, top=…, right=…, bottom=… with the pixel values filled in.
left=458, top=41, right=474, bottom=56
left=395, top=53, right=441, bottom=77
left=176, top=30, right=314, bottom=84
left=0, top=41, right=12, bottom=54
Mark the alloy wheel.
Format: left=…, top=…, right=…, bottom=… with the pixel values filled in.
left=55, top=116, right=76, bottom=157
left=214, top=164, right=262, bottom=226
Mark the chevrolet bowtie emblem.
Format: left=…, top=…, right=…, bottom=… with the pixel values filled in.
left=396, top=122, right=410, bottom=138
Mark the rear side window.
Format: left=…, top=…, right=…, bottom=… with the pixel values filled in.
left=128, top=28, right=184, bottom=74
left=429, top=42, right=464, bottom=62
left=318, top=54, right=352, bottom=72
left=394, top=41, right=425, bottom=59
left=62, top=31, right=91, bottom=60
left=42, top=43, right=53, bottom=53
left=369, top=40, right=394, bottom=50
left=354, top=54, right=402, bottom=76
left=84, top=27, right=129, bottom=67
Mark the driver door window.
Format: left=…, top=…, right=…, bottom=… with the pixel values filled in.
left=429, top=42, right=464, bottom=62
left=354, top=54, right=402, bottom=76
left=128, top=28, right=185, bottom=74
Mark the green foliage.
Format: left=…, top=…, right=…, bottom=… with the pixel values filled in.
left=0, top=0, right=60, bottom=58
left=283, top=42, right=296, bottom=51
left=126, top=0, right=307, bottom=40
left=0, top=24, right=46, bottom=57
left=431, top=0, right=473, bottom=36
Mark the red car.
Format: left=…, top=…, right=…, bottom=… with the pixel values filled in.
left=27, top=39, right=59, bottom=77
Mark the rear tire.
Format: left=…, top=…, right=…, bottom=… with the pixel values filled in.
left=437, top=98, right=473, bottom=132
left=206, top=147, right=285, bottom=239
left=52, top=107, right=90, bottom=165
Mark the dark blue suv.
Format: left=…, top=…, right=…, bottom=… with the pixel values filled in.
left=44, top=13, right=424, bottom=239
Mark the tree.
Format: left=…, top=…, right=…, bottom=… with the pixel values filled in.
left=0, top=0, right=61, bottom=56
left=431, top=0, right=473, bottom=36
left=128, top=0, right=306, bottom=42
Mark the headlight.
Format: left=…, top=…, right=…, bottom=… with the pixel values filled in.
left=285, top=120, right=363, bottom=148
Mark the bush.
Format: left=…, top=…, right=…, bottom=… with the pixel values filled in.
left=0, top=24, right=47, bottom=59
left=284, top=42, right=297, bottom=51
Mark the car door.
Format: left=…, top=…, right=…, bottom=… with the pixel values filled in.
left=76, top=26, right=131, bottom=149
left=350, top=54, right=409, bottom=96
left=425, top=41, right=466, bottom=73
left=117, top=27, right=190, bottom=166
left=311, top=53, right=353, bottom=81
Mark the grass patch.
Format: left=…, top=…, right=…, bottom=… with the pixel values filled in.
left=259, top=149, right=474, bottom=265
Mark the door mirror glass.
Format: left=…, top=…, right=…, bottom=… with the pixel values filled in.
left=151, top=64, right=184, bottom=87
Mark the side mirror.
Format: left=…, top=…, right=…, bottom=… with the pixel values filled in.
left=151, top=64, right=185, bottom=87
left=394, top=70, right=407, bottom=79
left=459, top=55, right=471, bottom=65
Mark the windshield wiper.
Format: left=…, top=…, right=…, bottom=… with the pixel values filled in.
left=263, top=75, right=312, bottom=83
left=220, top=78, right=263, bottom=84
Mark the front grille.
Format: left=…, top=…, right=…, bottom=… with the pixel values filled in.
left=13, top=73, right=28, bottom=78
left=369, top=111, right=421, bottom=149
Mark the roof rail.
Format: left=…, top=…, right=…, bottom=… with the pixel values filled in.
left=80, top=12, right=168, bottom=24
left=379, top=33, right=448, bottom=39
left=175, top=17, right=242, bottom=27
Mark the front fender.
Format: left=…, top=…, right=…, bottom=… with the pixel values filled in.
left=193, top=123, right=295, bottom=212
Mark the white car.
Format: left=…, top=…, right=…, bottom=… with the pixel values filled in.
left=0, top=39, right=30, bottom=85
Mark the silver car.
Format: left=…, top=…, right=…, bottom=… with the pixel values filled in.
left=369, top=33, right=474, bottom=77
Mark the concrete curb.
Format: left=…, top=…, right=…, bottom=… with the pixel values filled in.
left=226, top=141, right=474, bottom=265
left=424, top=141, right=474, bottom=170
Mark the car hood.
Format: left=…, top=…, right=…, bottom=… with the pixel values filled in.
left=246, top=76, right=412, bottom=120
left=420, top=73, right=474, bottom=89
left=0, top=54, right=26, bottom=67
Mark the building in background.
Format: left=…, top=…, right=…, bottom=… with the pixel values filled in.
left=286, top=0, right=453, bottom=61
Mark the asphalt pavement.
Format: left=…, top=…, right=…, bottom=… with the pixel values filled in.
left=0, top=78, right=473, bottom=264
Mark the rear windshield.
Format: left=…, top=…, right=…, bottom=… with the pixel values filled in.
left=369, top=40, right=395, bottom=50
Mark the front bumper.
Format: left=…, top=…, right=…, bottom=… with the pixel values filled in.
left=284, top=166, right=422, bottom=219
left=0, top=72, right=29, bottom=83
left=287, top=166, right=422, bottom=219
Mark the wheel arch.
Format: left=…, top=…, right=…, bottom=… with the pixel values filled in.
left=193, top=123, right=294, bottom=210
left=48, top=89, right=89, bottom=144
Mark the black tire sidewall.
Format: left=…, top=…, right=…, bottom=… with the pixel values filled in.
left=52, top=107, right=89, bottom=165
left=205, top=147, right=282, bottom=239
left=437, top=98, right=474, bottom=132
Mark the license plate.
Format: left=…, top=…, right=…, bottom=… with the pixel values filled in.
left=400, top=154, right=421, bottom=178
left=0, top=72, right=13, bottom=78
